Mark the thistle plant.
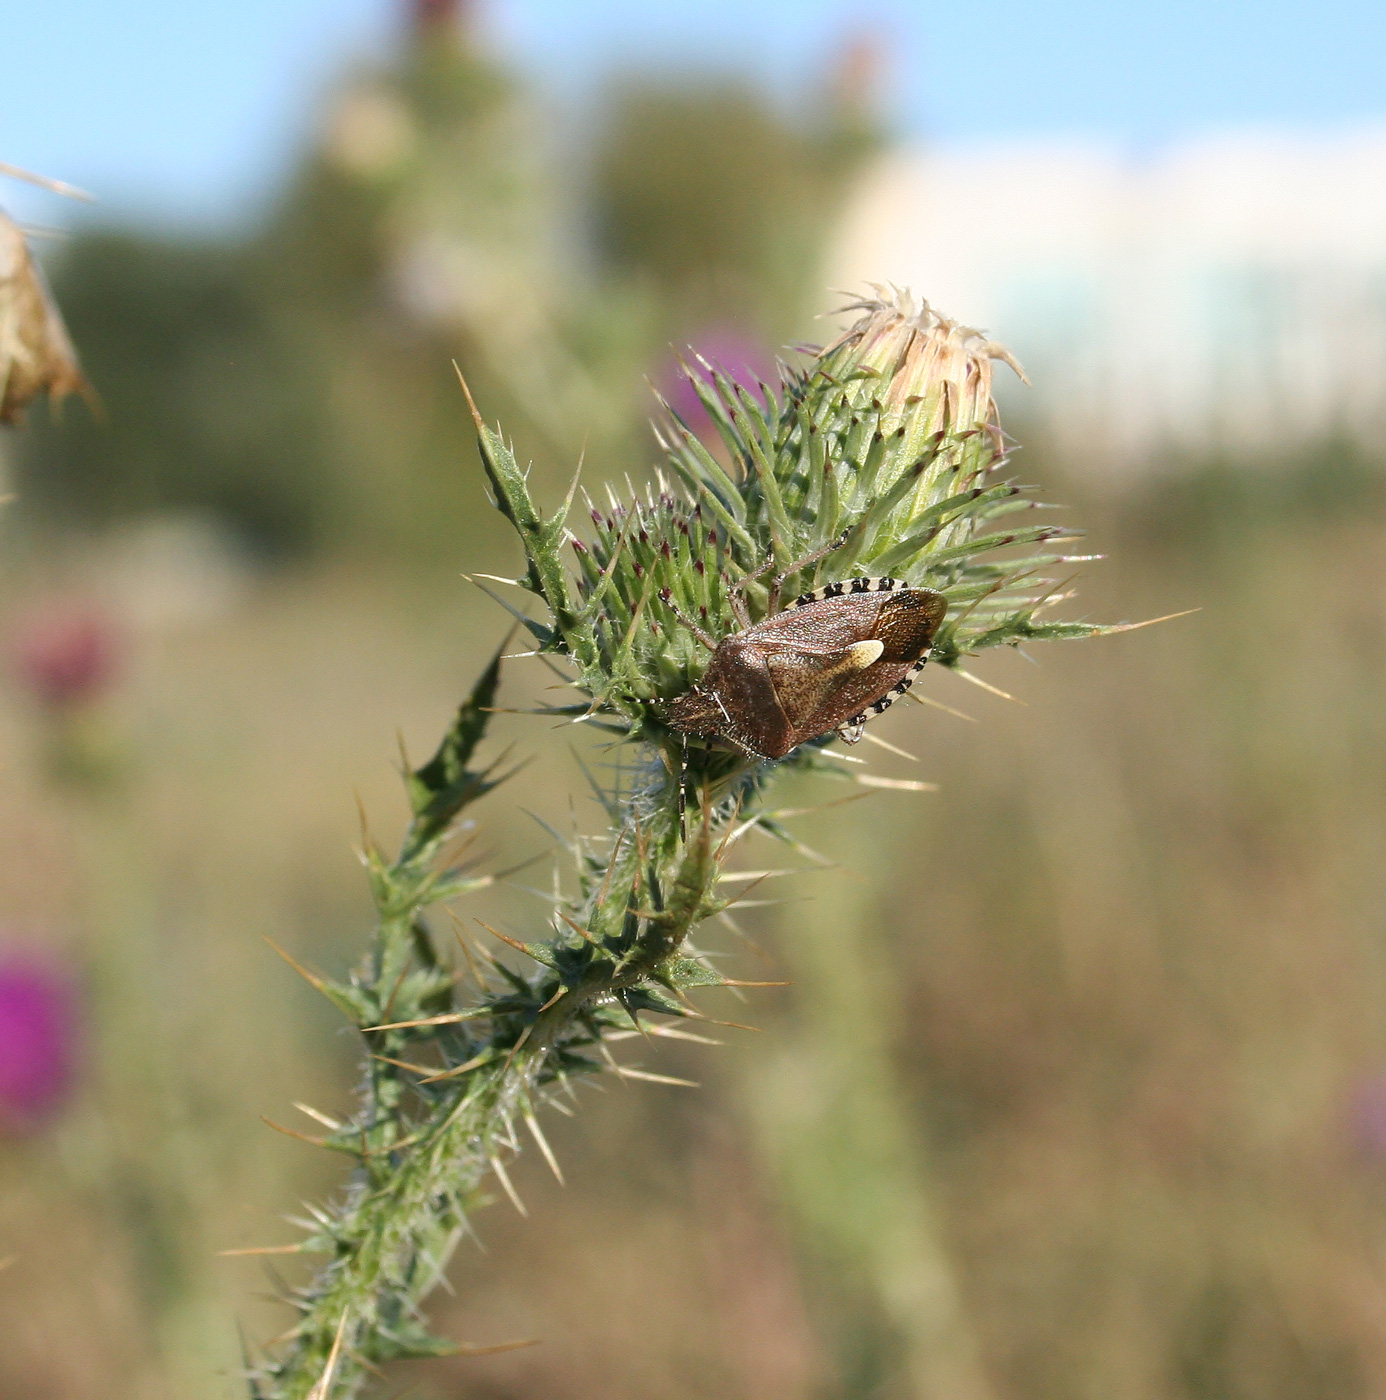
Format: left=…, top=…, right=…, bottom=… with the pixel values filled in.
left=245, top=288, right=1120, bottom=1399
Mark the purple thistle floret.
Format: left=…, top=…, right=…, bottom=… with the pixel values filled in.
left=0, top=952, right=77, bottom=1131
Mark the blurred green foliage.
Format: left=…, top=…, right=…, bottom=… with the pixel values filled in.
left=590, top=76, right=875, bottom=344
left=12, top=17, right=870, bottom=563
left=15, top=234, right=332, bottom=554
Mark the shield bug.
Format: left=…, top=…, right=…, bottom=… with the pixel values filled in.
left=666, top=574, right=947, bottom=761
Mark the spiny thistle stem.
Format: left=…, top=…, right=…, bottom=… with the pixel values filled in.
left=246, top=289, right=1127, bottom=1398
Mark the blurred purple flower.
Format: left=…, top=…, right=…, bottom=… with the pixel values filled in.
left=656, top=328, right=775, bottom=443
left=12, top=603, right=118, bottom=708
left=1345, top=1070, right=1386, bottom=1159
left=0, top=952, right=77, bottom=1131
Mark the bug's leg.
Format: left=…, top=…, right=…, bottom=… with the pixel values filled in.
left=731, top=529, right=852, bottom=621
left=668, top=601, right=719, bottom=651
left=836, top=717, right=866, bottom=744
left=727, top=557, right=773, bottom=627
left=727, top=586, right=753, bottom=630
left=678, top=734, right=688, bottom=842
left=766, top=528, right=852, bottom=615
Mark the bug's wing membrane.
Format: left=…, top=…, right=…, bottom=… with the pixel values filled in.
left=766, top=589, right=948, bottom=747
left=876, top=589, right=947, bottom=660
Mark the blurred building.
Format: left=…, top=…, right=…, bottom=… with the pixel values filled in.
left=828, top=128, right=1386, bottom=463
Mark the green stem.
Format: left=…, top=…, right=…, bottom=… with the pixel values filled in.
left=255, top=716, right=736, bottom=1398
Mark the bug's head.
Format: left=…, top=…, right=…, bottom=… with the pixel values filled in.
left=663, top=684, right=727, bottom=740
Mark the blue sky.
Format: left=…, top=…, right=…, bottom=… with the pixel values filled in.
left=4, top=0, right=1385, bottom=230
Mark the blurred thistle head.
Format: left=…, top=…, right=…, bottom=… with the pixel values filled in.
left=1347, top=1070, right=1386, bottom=1159
left=0, top=949, right=77, bottom=1133
left=411, top=0, right=469, bottom=37
left=12, top=602, right=119, bottom=709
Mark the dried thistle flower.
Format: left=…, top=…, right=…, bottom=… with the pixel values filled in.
left=0, top=208, right=84, bottom=425
left=247, top=288, right=1123, bottom=1399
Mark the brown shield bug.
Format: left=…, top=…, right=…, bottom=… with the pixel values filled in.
left=665, top=564, right=947, bottom=762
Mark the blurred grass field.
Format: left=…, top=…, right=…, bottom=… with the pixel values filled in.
left=4, top=11, right=1386, bottom=1398
left=0, top=448, right=1383, bottom=1400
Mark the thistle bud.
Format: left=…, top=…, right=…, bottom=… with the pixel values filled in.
left=474, top=284, right=1101, bottom=731
left=817, top=287, right=1027, bottom=525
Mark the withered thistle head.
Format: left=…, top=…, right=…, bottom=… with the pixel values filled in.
left=819, top=285, right=1027, bottom=516
left=0, top=209, right=84, bottom=425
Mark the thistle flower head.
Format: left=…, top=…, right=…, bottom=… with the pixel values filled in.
left=0, top=208, right=84, bottom=426
left=475, top=285, right=1104, bottom=741
left=819, top=285, right=1027, bottom=512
